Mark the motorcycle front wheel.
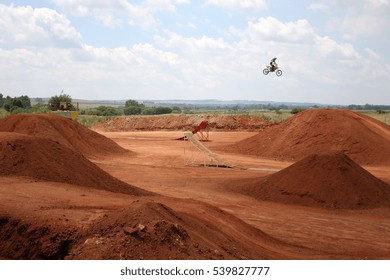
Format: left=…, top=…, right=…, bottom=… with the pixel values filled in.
left=263, top=68, right=270, bottom=75
left=276, top=69, right=282, bottom=76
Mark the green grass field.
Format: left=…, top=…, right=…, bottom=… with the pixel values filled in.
left=75, top=115, right=114, bottom=127
left=358, top=110, right=390, bottom=125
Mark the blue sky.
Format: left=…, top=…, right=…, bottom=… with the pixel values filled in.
left=0, top=0, right=389, bottom=105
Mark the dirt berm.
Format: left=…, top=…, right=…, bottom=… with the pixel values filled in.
left=93, top=114, right=271, bottom=132
left=0, top=132, right=148, bottom=196
left=222, top=109, right=390, bottom=166
left=0, top=114, right=129, bottom=157
left=231, top=152, right=390, bottom=209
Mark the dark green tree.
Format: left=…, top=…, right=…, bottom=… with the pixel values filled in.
left=142, top=106, right=172, bottom=115
left=290, top=108, right=306, bottom=115
left=123, top=99, right=145, bottom=115
left=123, top=106, right=142, bottom=115
left=125, top=99, right=144, bottom=108
left=49, top=94, right=75, bottom=111
left=2, top=95, right=31, bottom=112
left=95, top=106, right=121, bottom=116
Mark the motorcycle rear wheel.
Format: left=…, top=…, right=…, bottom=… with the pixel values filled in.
left=263, top=68, right=270, bottom=75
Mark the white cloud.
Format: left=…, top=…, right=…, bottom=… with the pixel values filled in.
left=154, top=31, right=239, bottom=89
left=0, top=4, right=82, bottom=48
left=205, top=0, right=266, bottom=10
left=314, top=36, right=360, bottom=59
left=313, top=0, right=390, bottom=38
left=0, top=2, right=389, bottom=104
left=364, top=47, right=381, bottom=60
left=132, top=43, right=180, bottom=66
left=245, top=17, right=315, bottom=43
left=225, top=16, right=373, bottom=95
left=232, top=17, right=360, bottom=60
left=307, top=2, right=329, bottom=12
left=49, top=0, right=189, bottom=28
left=156, top=31, right=228, bottom=51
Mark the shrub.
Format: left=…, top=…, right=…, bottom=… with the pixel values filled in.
left=124, top=106, right=142, bottom=115
left=291, top=108, right=306, bottom=114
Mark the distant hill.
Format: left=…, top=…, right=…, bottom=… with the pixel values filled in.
left=31, top=97, right=330, bottom=107
left=30, top=97, right=389, bottom=109
left=140, top=99, right=334, bottom=108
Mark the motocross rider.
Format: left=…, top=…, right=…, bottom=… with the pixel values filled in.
left=270, top=57, right=277, bottom=71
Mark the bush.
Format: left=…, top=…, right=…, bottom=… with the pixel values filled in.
left=48, top=94, right=75, bottom=111
left=80, top=106, right=122, bottom=116
left=291, top=108, right=306, bottom=114
left=76, top=115, right=112, bottom=127
left=95, top=106, right=122, bottom=116
left=171, top=106, right=182, bottom=114
left=0, top=108, right=10, bottom=119
left=142, top=107, right=172, bottom=115
left=124, top=106, right=142, bottom=115
left=125, top=100, right=144, bottom=108
left=29, top=103, right=51, bottom=114
left=2, top=95, right=31, bottom=112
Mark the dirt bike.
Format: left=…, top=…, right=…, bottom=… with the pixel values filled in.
left=263, top=65, right=282, bottom=76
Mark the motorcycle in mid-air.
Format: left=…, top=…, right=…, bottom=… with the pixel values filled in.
left=263, top=65, right=282, bottom=76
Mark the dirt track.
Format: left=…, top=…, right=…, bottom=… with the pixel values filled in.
left=90, top=130, right=390, bottom=259
left=1, top=110, right=390, bottom=259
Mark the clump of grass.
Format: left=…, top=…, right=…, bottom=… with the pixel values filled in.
left=0, top=108, right=10, bottom=119
left=75, top=115, right=113, bottom=127
left=251, top=110, right=292, bottom=123
left=359, top=110, right=390, bottom=125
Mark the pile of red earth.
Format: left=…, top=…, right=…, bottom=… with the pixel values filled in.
left=0, top=114, right=129, bottom=157
left=93, top=114, right=271, bottom=132
left=0, top=199, right=316, bottom=260
left=234, top=152, right=390, bottom=209
left=0, top=132, right=148, bottom=196
left=66, top=200, right=300, bottom=260
left=222, top=109, right=390, bottom=166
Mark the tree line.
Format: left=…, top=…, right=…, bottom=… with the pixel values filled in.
left=79, top=99, right=182, bottom=116
left=1, top=93, right=389, bottom=117
left=0, top=94, right=32, bottom=113
left=346, top=104, right=390, bottom=111
left=0, top=94, right=182, bottom=116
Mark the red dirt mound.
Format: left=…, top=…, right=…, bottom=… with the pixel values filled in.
left=0, top=132, right=149, bottom=196
left=0, top=114, right=129, bottom=157
left=222, top=109, right=390, bottom=166
left=234, top=152, right=390, bottom=209
left=66, top=199, right=303, bottom=259
left=0, top=215, right=76, bottom=260
left=93, top=114, right=271, bottom=132
left=1, top=198, right=317, bottom=260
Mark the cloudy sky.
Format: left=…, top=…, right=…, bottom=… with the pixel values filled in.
left=0, top=0, right=389, bottom=104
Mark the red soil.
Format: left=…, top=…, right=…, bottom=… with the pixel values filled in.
left=0, top=215, right=77, bottom=260
left=0, top=195, right=314, bottom=260
left=233, top=152, right=390, bottom=209
left=0, top=114, right=129, bottom=157
left=0, top=113, right=314, bottom=260
left=2, top=112, right=390, bottom=260
left=0, top=132, right=148, bottom=196
left=93, top=114, right=271, bottom=132
left=222, top=109, right=390, bottom=166
left=66, top=199, right=299, bottom=260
